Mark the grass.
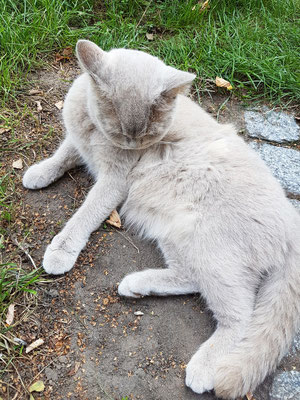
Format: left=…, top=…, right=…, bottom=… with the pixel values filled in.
left=0, top=0, right=299, bottom=104
left=0, top=263, right=43, bottom=373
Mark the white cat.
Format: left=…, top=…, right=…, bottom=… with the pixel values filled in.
left=23, top=40, right=300, bottom=399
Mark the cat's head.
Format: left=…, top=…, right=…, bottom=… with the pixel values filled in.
left=76, top=40, right=195, bottom=149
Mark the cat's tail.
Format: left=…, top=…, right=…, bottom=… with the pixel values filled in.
left=214, top=249, right=300, bottom=399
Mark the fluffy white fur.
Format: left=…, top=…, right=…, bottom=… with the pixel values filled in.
left=23, top=40, right=300, bottom=399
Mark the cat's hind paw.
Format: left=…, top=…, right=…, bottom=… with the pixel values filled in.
left=118, top=274, right=144, bottom=298
left=43, top=244, right=77, bottom=275
left=185, top=355, right=215, bottom=394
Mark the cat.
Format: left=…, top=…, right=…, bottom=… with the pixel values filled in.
left=23, top=39, right=300, bottom=399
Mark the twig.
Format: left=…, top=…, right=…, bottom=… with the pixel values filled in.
left=67, top=171, right=76, bottom=182
left=11, top=361, right=27, bottom=395
left=12, top=238, right=37, bottom=269
left=136, top=0, right=153, bottom=29
left=31, top=357, right=56, bottom=382
left=115, top=229, right=140, bottom=253
left=97, top=382, right=115, bottom=400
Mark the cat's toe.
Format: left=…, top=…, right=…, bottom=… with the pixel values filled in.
left=118, top=275, right=143, bottom=298
left=23, top=163, right=54, bottom=189
left=185, top=357, right=214, bottom=394
left=43, top=245, right=76, bottom=275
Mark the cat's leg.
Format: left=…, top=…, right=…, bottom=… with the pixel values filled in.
left=185, top=269, right=255, bottom=394
left=43, top=174, right=127, bottom=275
left=118, top=241, right=198, bottom=297
left=118, top=268, right=198, bottom=298
left=23, top=136, right=82, bottom=189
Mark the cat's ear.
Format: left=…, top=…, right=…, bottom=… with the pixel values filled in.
left=162, top=67, right=196, bottom=100
left=76, top=40, right=106, bottom=76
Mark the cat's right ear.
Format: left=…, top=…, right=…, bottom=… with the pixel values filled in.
left=76, top=40, right=106, bottom=77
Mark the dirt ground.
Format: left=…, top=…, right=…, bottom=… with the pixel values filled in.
left=1, top=58, right=299, bottom=400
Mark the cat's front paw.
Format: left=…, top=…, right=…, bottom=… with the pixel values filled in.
left=23, top=162, right=56, bottom=190
left=43, top=243, right=77, bottom=275
left=118, top=273, right=145, bottom=298
left=185, top=353, right=215, bottom=394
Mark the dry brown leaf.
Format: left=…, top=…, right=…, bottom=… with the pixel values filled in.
left=106, top=209, right=121, bottom=228
left=68, top=361, right=81, bottom=376
left=12, top=159, right=23, bottom=170
left=29, top=89, right=43, bottom=95
left=103, top=298, right=109, bottom=306
left=55, top=100, right=64, bottom=110
left=26, top=338, right=44, bottom=353
left=246, top=393, right=255, bottom=400
left=0, top=127, right=11, bottom=134
left=146, top=33, right=154, bottom=41
left=35, top=100, right=43, bottom=112
left=215, top=76, right=233, bottom=90
left=55, top=46, right=73, bottom=62
left=6, top=304, right=15, bottom=325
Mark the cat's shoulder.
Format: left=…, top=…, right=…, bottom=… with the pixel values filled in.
left=66, top=72, right=89, bottom=97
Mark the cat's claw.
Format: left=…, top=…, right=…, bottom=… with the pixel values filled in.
left=118, top=274, right=143, bottom=298
left=185, top=356, right=214, bottom=394
left=43, top=244, right=77, bottom=275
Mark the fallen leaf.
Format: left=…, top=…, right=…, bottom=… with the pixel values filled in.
left=29, top=395, right=34, bottom=400
left=192, top=0, right=210, bottom=11
left=134, top=311, right=144, bottom=316
left=200, top=0, right=210, bottom=11
left=26, top=338, right=44, bottom=353
left=246, top=393, right=255, bottom=400
left=12, top=159, right=23, bottom=170
left=106, top=210, right=121, bottom=229
left=55, top=46, right=73, bottom=62
left=215, top=76, right=233, bottom=90
left=6, top=304, right=15, bottom=325
left=55, top=100, right=64, bottom=110
left=29, top=89, right=43, bottom=95
left=68, top=361, right=80, bottom=376
left=146, top=33, right=154, bottom=41
left=0, top=127, right=11, bottom=134
left=35, top=100, right=43, bottom=112
left=103, top=298, right=109, bottom=306
left=29, top=380, right=45, bottom=393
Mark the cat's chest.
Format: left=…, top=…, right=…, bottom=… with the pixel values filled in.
left=71, top=126, right=111, bottom=176
left=120, top=148, right=210, bottom=239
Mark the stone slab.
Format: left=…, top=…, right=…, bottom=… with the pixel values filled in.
left=269, top=371, right=300, bottom=400
left=250, top=142, right=300, bottom=195
left=245, top=108, right=299, bottom=143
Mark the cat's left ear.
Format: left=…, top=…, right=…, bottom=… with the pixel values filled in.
left=163, top=67, right=196, bottom=99
left=76, top=40, right=107, bottom=77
